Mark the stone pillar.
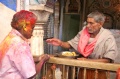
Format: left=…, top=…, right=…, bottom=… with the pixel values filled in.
left=18, top=0, right=55, bottom=56
left=31, top=24, right=44, bottom=56
left=30, top=10, right=52, bottom=56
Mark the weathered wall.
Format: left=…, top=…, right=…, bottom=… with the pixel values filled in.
left=0, top=2, right=15, bottom=43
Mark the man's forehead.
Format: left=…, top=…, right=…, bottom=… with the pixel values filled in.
left=87, top=18, right=95, bottom=22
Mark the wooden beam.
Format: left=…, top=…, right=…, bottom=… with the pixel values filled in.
left=48, top=57, right=120, bottom=71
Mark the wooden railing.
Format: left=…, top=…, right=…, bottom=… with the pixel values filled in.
left=39, top=56, right=120, bottom=79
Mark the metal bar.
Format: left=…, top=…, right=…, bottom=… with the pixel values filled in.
left=59, top=0, right=64, bottom=40
left=83, top=68, right=86, bottom=79
left=95, top=69, right=98, bottom=79
left=79, top=0, right=87, bottom=30
left=62, top=65, right=65, bottom=79
left=58, top=0, right=64, bottom=52
left=66, top=66, right=69, bottom=79
left=107, top=71, right=110, bottom=79
left=45, top=63, right=48, bottom=78
left=77, top=68, right=80, bottom=79
left=71, top=66, right=75, bottom=79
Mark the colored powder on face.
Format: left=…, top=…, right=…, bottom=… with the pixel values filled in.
left=11, top=10, right=37, bottom=30
left=25, top=12, right=36, bottom=24
left=17, top=19, right=34, bottom=32
left=18, top=20, right=26, bottom=27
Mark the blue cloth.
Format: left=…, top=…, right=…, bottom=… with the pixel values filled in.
left=0, top=0, right=16, bottom=11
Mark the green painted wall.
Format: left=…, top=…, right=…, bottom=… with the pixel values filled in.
left=62, top=14, right=80, bottom=41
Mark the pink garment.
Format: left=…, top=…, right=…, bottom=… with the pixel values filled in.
left=0, top=29, right=36, bottom=79
left=78, top=27, right=98, bottom=57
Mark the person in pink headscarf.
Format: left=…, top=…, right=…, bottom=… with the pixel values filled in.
left=46, top=11, right=118, bottom=79
left=0, top=10, right=49, bottom=79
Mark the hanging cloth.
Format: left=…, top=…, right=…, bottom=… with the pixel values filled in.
left=78, top=27, right=98, bottom=57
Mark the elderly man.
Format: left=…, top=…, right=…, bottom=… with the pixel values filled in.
left=0, top=10, right=49, bottom=79
left=46, top=11, right=118, bottom=79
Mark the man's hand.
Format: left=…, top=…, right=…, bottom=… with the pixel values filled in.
left=46, top=38, right=62, bottom=46
left=39, top=54, right=50, bottom=63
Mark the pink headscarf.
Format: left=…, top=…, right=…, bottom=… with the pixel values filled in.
left=78, top=27, right=98, bottom=57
